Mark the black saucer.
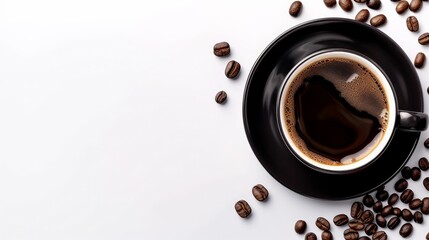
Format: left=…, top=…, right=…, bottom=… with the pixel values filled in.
left=243, top=18, right=423, bottom=200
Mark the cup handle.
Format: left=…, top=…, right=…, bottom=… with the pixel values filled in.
left=398, top=111, right=428, bottom=131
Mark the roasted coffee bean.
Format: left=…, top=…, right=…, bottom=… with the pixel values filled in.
left=344, top=228, right=359, bottom=240
left=396, top=1, right=409, bottom=14
left=426, top=232, right=429, bottom=239
left=324, top=0, right=337, bottom=7
left=388, top=193, right=399, bottom=205
left=351, top=202, right=364, bottom=218
left=376, top=214, right=386, bottom=227
left=215, top=91, right=227, bottom=104
left=411, top=167, right=421, bottom=181
left=235, top=200, right=251, bottom=218
left=363, top=195, right=375, bottom=207
left=376, top=190, right=389, bottom=201
left=372, top=231, right=387, bottom=240
left=360, top=210, right=374, bottom=223
left=349, top=219, right=365, bottom=230
left=416, top=53, right=427, bottom=68
left=354, top=0, right=366, bottom=2
left=305, top=232, right=317, bottom=240
left=399, top=223, right=413, bottom=237
left=406, top=16, right=419, bottom=32
left=425, top=177, right=429, bottom=191
left=295, top=220, right=307, bottom=234
left=252, top=184, right=268, bottom=201
left=355, top=9, right=370, bottom=22
left=289, top=1, right=302, bottom=16
left=414, top=211, right=423, bottom=223
left=401, top=166, right=412, bottom=179
left=392, top=207, right=402, bottom=216
left=339, top=0, right=354, bottom=11
left=422, top=197, right=429, bottom=214
left=394, top=179, right=408, bottom=192
left=401, top=189, right=414, bottom=203
left=213, top=42, right=230, bottom=57
left=387, top=216, right=400, bottom=229
left=381, top=205, right=392, bottom=217
left=409, top=0, right=423, bottom=12
left=419, top=33, right=429, bottom=45
left=367, top=0, right=381, bottom=9
left=365, top=223, right=378, bottom=235
left=419, top=157, right=429, bottom=170
left=409, top=198, right=422, bottom=210
left=333, top=214, right=349, bottom=226
left=402, top=209, right=413, bottom=221
left=316, top=217, right=330, bottom=231
left=373, top=201, right=383, bottom=213
left=359, top=237, right=370, bottom=240
left=370, top=14, right=387, bottom=27
left=321, top=231, right=333, bottom=240
left=225, top=60, right=240, bottom=79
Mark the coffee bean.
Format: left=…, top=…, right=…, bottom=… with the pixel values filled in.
left=426, top=232, right=429, bottom=240
left=344, top=228, right=359, bottom=240
left=387, top=216, right=400, bottom=229
left=215, top=91, right=227, bottom=104
left=396, top=1, right=409, bottom=14
left=402, top=209, right=413, bottom=221
left=388, top=193, right=399, bottom=205
left=401, top=189, right=414, bottom=203
left=376, top=190, right=389, bottom=201
left=409, top=0, right=423, bottom=12
left=333, top=214, right=349, bottom=226
left=360, top=210, right=374, bottom=223
left=354, top=0, right=366, bottom=2
left=399, top=223, right=413, bottom=237
left=394, top=179, right=408, bottom=192
left=359, top=237, right=370, bottom=240
left=370, top=14, right=387, bottom=27
left=381, top=205, right=392, bottom=217
left=316, top=217, right=330, bottom=231
left=295, top=220, right=307, bottom=234
left=367, top=0, right=381, bottom=9
left=324, top=0, right=337, bottom=7
left=411, top=167, right=421, bottom=181
left=392, top=207, right=402, bottom=216
left=409, top=198, right=422, bottom=210
left=363, top=195, right=375, bottom=207
left=406, top=16, right=419, bottom=33
left=305, top=232, right=317, bottom=240
left=225, top=60, right=240, bottom=79
left=365, top=223, right=378, bottom=235
left=419, top=33, right=429, bottom=45
left=422, top=197, right=429, bottom=214
left=355, top=9, right=370, bottom=22
left=213, top=42, right=230, bottom=57
left=234, top=200, right=251, bottom=218
left=376, top=214, right=386, bottom=227
left=339, top=0, right=354, bottom=11
left=349, top=219, right=365, bottom=230
left=414, top=211, right=423, bottom=223
left=289, top=1, right=302, bottom=16
left=415, top=54, right=425, bottom=65
left=351, top=202, right=364, bottom=219
left=373, top=201, right=383, bottom=213
left=419, top=157, right=429, bottom=170
left=321, top=231, right=333, bottom=240
left=425, top=177, right=429, bottom=191
left=372, top=231, right=387, bottom=240
left=252, top=184, right=268, bottom=201
left=401, top=166, right=412, bottom=179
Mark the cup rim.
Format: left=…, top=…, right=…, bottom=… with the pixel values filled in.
left=277, top=50, right=397, bottom=173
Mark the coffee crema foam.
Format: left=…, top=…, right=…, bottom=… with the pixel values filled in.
left=283, top=57, right=389, bottom=166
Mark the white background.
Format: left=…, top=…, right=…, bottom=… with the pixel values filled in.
left=0, top=0, right=429, bottom=239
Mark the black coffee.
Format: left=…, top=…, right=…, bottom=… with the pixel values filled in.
left=283, top=56, right=389, bottom=166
